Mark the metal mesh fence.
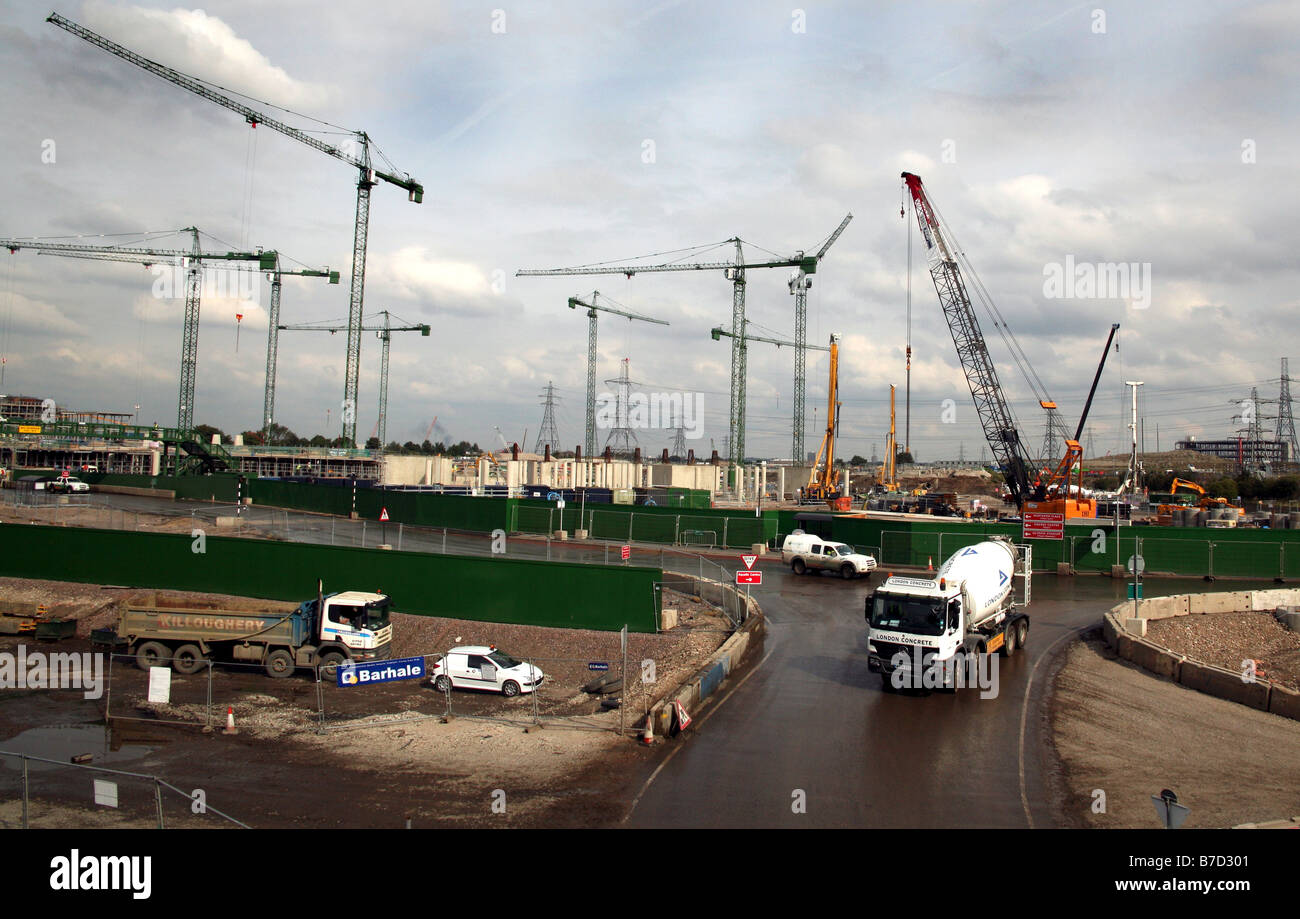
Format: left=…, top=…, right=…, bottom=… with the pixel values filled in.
left=0, top=749, right=249, bottom=828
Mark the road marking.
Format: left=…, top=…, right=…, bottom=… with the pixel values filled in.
left=622, top=643, right=775, bottom=824
left=1019, top=624, right=1091, bottom=829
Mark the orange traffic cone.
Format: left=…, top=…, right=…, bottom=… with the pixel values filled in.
left=641, top=715, right=654, bottom=745
left=222, top=706, right=238, bottom=735
left=927, top=556, right=934, bottom=572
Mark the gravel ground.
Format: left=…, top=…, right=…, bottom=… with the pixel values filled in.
left=1051, top=635, right=1300, bottom=828
left=1145, top=612, right=1300, bottom=690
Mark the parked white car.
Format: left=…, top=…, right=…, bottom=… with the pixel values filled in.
left=46, top=475, right=90, bottom=494
left=782, top=531, right=878, bottom=579
left=430, top=646, right=544, bottom=697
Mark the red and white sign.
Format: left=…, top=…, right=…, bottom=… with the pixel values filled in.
left=1022, top=511, right=1064, bottom=540
left=620, top=544, right=631, bottom=560
left=379, top=508, right=390, bottom=522
left=673, top=700, right=692, bottom=731
left=736, top=570, right=762, bottom=585
left=741, top=554, right=757, bottom=570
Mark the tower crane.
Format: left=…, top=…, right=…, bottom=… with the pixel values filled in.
left=899, top=173, right=1038, bottom=507
left=2, top=229, right=273, bottom=430
left=788, top=214, right=852, bottom=463
left=567, top=292, right=669, bottom=457
left=277, top=310, right=430, bottom=448
left=518, top=215, right=851, bottom=466
left=25, top=245, right=341, bottom=435
left=47, top=13, right=425, bottom=447
left=709, top=323, right=831, bottom=463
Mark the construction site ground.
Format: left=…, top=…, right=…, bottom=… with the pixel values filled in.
left=0, top=577, right=740, bottom=828
left=1049, top=633, right=1300, bottom=829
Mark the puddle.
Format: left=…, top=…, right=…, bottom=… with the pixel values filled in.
left=0, top=724, right=153, bottom=772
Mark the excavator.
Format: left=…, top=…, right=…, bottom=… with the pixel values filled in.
left=1157, top=477, right=1244, bottom=517
left=804, top=333, right=852, bottom=510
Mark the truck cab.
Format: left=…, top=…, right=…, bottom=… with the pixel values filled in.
left=309, top=591, right=392, bottom=663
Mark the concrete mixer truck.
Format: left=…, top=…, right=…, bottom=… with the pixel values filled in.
left=866, top=538, right=1031, bottom=692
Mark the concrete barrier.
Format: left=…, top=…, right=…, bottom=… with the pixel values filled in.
left=1127, top=638, right=1182, bottom=680
left=1137, top=594, right=1190, bottom=619
left=647, top=572, right=763, bottom=737
left=1188, top=591, right=1251, bottom=614
left=1268, top=683, right=1300, bottom=720
left=1251, top=589, right=1300, bottom=611
left=1177, top=658, right=1270, bottom=711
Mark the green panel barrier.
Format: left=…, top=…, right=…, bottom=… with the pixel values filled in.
left=631, top=513, right=677, bottom=544
left=0, top=525, right=660, bottom=633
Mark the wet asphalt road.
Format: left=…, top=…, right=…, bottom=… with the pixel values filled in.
left=34, top=491, right=1280, bottom=827
left=623, top=566, right=1281, bottom=829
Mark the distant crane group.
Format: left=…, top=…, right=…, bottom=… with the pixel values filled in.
left=47, top=13, right=424, bottom=446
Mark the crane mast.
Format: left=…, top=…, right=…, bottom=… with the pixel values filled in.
left=47, top=14, right=424, bottom=447
left=900, top=172, right=1036, bottom=507
left=568, top=293, right=670, bottom=458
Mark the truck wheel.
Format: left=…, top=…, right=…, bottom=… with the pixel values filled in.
left=1016, top=619, right=1028, bottom=649
left=433, top=675, right=452, bottom=693
left=317, top=651, right=346, bottom=679
left=1000, top=624, right=1017, bottom=657
left=792, top=558, right=806, bottom=575
left=135, top=641, right=170, bottom=671
left=840, top=563, right=856, bottom=580
left=265, top=649, right=295, bottom=679
left=502, top=680, right=521, bottom=697
left=172, top=644, right=206, bottom=674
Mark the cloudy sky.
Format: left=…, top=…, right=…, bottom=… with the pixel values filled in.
left=1, top=0, right=1296, bottom=462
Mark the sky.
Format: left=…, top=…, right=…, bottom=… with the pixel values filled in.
left=0, top=0, right=1296, bottom=462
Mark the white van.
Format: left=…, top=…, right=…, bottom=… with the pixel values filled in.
left=429, top=646, right=544, bottom=697
left=782, top=531, right=878, bottom=579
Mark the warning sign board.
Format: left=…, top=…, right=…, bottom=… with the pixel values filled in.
left=736, top=570, right=762, bottom=585
left=741, top=554, right=757, bottom=569
left=379, top=508, right=390, bottom=522
left=1022, top=511, right=1064, bottom=540
left=620, top=545, right=631, bottom=560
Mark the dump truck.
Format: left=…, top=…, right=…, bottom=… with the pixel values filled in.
left=98, top=590, right=393, bottom=678
left=865, top=539, right=1030, bottom=690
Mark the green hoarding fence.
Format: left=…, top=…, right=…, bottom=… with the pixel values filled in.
left=0, top=525, right=661, bottom=633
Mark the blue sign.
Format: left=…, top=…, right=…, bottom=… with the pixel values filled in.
left=338, top=655, right=425, bottom=687
left=587, top=661, right=610, bottom=672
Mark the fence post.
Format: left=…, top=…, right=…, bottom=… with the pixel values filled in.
left=628, top=513, right=634, bottom=543
left=21, top=755, right=29, bottom=829
left=723, top=518, right=729, bottom=548
left=674, top=515, right=680, bottom=545
left=154, top=778, right=165, bottom=829
left=442, top=528, right=448, bottom=554
left=398, top=523, right=403, bottom=551
left=1208, top=541, right=1214, bottom=579
left=362, top=520, right=367, bottom=548
left=331, top=515, right=335, bottom=546
left=1282, top=542, right=1286, bottom=580
left=205, top=661, right=213, bottom=729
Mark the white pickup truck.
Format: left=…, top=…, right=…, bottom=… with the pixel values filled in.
left=782, top=531, right=878, bottom=579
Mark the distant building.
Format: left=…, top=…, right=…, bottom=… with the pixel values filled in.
left=1175, top=438, right=1290, bottom=465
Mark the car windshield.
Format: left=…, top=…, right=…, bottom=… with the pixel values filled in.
left=365, top=599, right=391, bottom=630
left=870, top=596, right=945, bottom=636
left=488, top=650, right=522, bottom=669
left=830, top=543, right=854, bottom=556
